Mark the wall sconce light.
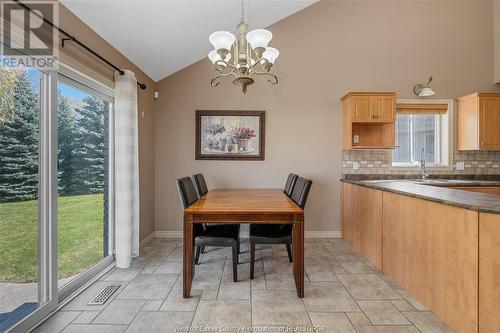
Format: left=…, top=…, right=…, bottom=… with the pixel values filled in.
left=413, top=76, right=436, bottom=97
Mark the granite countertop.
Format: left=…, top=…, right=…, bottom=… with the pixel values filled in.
left=341, top=179, right=500, bottom=214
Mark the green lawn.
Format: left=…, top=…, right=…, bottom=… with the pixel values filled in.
left=0, top=194, right=104, bottom=283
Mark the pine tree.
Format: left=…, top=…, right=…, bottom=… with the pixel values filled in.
left=72, top=95, right=106, bottom=195
left=0, top=70, right=40, bottom=202
left=57, top=92, right=78, bottom=196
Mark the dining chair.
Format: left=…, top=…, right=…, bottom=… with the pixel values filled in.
left=176, top=176, right=240, bottom=282
left=249, top=176, right=312, bottom=279
left=193, top=173, right=208, bottom=198
left=284, top=173, right=298, bottom=197
left=191, top=173, right=241, bottom=255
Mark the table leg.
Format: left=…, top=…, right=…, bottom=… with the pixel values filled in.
left=293, top=213, right=305, bottom=298
left=183, top=213, right=194, bottom=298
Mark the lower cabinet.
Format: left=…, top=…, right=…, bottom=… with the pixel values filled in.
left=342, top=183, right=382, bottom=269
left=383, top=192, right=478, bottom=333
left=342, top=182, right=500, bottom=333
left=479, top=213, right=500, bottom=333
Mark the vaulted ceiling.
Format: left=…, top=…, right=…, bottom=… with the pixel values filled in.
left=61, top=0, right=318, bottom=82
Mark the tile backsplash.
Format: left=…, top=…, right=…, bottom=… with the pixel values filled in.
left=342, top=150, right=500, bottom=175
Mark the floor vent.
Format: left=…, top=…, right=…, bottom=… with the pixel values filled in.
left=88, top=285, right=120, bottom=305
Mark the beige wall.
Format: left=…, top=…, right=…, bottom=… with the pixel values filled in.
left=495, top=0, right=500, bottom=83
left=59, top=5, right=156, bottom=241
left=154, top=0, right=499, bottom=234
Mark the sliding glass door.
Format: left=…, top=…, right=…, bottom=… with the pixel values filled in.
left=0, top=64, right=43, bottom=330
left=56, top=74, right=113, bottom=293
left=0, top=62, right=58, bottom=333
left=0, top=63, right=114, bottom=332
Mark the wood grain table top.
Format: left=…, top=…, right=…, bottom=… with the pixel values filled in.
left=184, top=189, right=304, bottom=215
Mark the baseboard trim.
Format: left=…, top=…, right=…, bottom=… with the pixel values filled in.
left=155, top=230, right=341, bottom=239
left=305, top=231, right=341, bottom=238
left=155, top=231, right=183, bottom=238
left=139, top=232, right=155, bottom=247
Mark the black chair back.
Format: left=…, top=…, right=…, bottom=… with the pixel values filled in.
left=176, top=177, right=199, bottom=209
left=290, top=177, right=313, bottom=209
left=193, top=173, right=208, bottom=198
left=284, top=173, right=298, bottom=197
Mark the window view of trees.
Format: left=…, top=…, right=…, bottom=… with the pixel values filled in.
left=0, top=68, right=40, bottom=202
left=58, top=88, right=106, bottom=196
left=0, top=68, right=107, bottom=203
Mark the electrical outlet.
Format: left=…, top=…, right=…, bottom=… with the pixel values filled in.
left=456, top=161, right=465, bottom=171
left=353, top=135, right=360, bottom=143
left=353, top=162, right=360, bottom=170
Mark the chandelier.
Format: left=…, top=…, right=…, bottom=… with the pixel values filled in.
left=208, top=0, right=279, bottom=93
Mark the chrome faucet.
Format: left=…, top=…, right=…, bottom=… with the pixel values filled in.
left=420, top=146, right=429, bottom=180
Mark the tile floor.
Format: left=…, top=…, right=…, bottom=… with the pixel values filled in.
left=33, top=238, right=455, bottom=333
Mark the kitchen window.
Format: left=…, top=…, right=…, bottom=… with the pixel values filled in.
left=392, top=101, right=451, bottom=167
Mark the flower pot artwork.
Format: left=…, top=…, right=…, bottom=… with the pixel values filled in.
left=196, top=110, right=265, bottom=160
left=220, top=138, right=227, bottom=151
left=237, top=138, right=250, bottom=151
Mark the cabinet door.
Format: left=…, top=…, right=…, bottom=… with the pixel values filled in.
left=359, top=186, right=383, bottom=269
left=372, top=96, right=395, bottom=122
left=352, top=96, right=373, bottom=122
left=342, top=183, right=360, bottom=250
left=480, top=97, right=500, bottom=149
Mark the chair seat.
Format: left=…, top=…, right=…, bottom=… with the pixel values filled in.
left=249, top=224, right=292, bottom=244
left=195, top=224, right=239, bottom=246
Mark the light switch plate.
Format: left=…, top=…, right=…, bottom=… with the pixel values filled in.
left=353, top=135, right=360, bottom=143
left=353, top=162, right=360, bottom=170
left=456, top=161, right=465, bottom=171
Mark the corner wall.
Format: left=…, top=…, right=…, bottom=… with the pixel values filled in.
left=154, top=0, right=499, bottom=234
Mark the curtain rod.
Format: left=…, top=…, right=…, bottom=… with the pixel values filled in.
left=13, top=0, right=147, bottom=90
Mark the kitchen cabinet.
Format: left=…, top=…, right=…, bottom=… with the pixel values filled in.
left=341, top=92, right=396, bottom=149
left=342, top=182, right=500, bottom=333
left=341, top=183, right=382, bottom=269
left=342, top=92, right=396, bottom=123
left=457, top=93, right=500, bottom=151
left=479, top=213, right=500, bottom=333
left=382, top=192, right=478, bottom=333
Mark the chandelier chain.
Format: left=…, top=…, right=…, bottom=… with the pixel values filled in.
left=240, top=0, right=245, bottom=23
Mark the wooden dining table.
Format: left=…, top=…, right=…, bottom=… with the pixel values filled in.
left=183, top=188, right=305, bottom=298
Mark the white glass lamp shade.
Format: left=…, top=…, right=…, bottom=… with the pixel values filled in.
left=209, top=31, right=235, bottom=52
left=419, top=87, right=436, bottom=97
left=208, top=50, right=231, bottom=64
left=246, top=29, right=273, bottom=49
left=262, top=47, right=279, bottom=64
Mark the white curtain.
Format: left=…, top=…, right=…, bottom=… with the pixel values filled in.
left=114, top=70, right=140, bottom=268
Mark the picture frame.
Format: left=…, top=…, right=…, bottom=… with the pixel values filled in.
left=195, top=110, right=265, bottom=160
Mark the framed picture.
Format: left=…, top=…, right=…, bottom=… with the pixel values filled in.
left=195, top=110, right=265, bottom=160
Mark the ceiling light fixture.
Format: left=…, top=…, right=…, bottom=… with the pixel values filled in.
left=413, top=76, right=436, bottom=97
left=208, top=0, right=279, bottom=93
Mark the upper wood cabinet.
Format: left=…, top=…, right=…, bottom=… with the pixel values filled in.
left=341, top=92, right=396, bottom=149
left=342, top=92, right=396, bottom=123
left=457, top=93, right=500, bottom=151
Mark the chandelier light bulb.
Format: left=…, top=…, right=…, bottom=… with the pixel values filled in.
left=246, top=29, right=273, bottom=49
left=208, top=50, right=231, bottom=64
left=262, top=47, right=279, bottom=64
left=209, top=31, right=236, bottom=52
